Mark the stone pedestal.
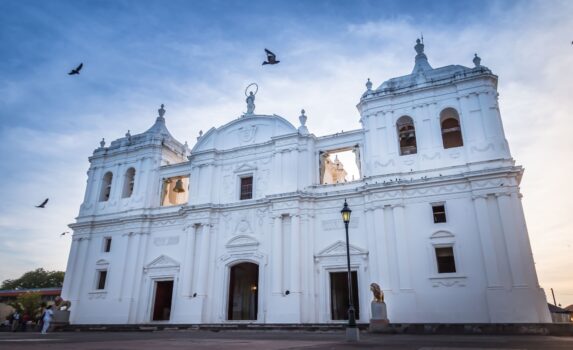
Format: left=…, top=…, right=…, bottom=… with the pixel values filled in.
left=346, top=327, right=360, bottom=341
left=369, top=301, right=390, bottom=332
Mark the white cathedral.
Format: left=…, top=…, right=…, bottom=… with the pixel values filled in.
left=62, top=40, right=551, bottom=325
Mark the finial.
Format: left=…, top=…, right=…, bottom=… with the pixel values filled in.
left=473, top=53, right=481, bottom=67
left=125, top=130, right=131, bottom=138
left=366, top=78, right=372, bottom=91
left=100, top=138, right=105, bottom=148
left=158, top=104, right=166, bottom=118
left=199, top=130, right=203, bottom=137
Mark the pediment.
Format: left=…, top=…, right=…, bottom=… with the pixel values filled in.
left=191, top=115, right=297, bottom=153
left=234, top=163, right=257, bottom=173
left=144, top=255, right=180, bottom=270
left=430, top=230, right=455, bottom=239
left=96, top=259, right=109, bottom=265
left=226, top=235, right=259, bottom=250
left=316, top=240, right=368, bottom=258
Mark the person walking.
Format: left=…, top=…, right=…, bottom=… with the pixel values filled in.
left=11, top=311, right=20, bottom=332
left=40, top=306, right=53, bottom=334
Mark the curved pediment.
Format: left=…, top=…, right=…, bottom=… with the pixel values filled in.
left=225, top=235, right=259, bottom=250
left=430, top=230, right=455, bottom=239
left=192, top=114, right=297, bottom=153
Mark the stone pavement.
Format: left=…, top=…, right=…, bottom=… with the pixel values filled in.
left=0, top=330, right=572, bottom=349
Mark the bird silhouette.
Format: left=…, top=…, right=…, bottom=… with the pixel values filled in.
left=60, top=231, right=70, bottom=237
left=68, top=63, right=83, bottom=75
left=36, top=198, right=49, bottom=208
left=262, top=49, right=280, bottom=65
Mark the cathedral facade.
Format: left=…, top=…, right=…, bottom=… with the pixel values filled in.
left=62, top=40, right=551, bottom=324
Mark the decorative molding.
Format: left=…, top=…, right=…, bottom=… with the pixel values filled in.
left=430, top=230, right=455, bottom=239
left=95, top=259, right=110, bottom=266
left=225, top=234, right=259, bottom=250
left=88, top=291, right=108, bottom=300
left=429, top=276, right=467, bottom=288
left=315, top=240, right=368, bottom=259
left=144, top=255, right=180, bottom=273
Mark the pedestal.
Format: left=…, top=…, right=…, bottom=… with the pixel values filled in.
left=369, top=301, right=390, bottom=332
left=346, top=327, right=360, bottom=341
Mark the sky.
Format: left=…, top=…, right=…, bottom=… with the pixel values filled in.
left=0, top=0, right=572, bottom=307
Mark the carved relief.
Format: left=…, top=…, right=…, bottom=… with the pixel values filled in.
left=233, top=216, right=254, bottom=235
left=471, top=143, right=494, bottom=153
left=238, top=125, right=257, bottom=144
left=431, top=278, right=466, bottom=288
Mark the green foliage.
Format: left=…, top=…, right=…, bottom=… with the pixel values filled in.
left=8, top=292, right=43, bottom=317
left=1, top=268, right=65, bottom=290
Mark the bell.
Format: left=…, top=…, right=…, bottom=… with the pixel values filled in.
left=173, top=179, right=185, bottom=193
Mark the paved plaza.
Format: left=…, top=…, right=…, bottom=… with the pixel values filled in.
left=0, top=331, right=572, bottom=350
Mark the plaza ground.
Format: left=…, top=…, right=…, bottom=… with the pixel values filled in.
left=0, top=330, right=572, bottom=349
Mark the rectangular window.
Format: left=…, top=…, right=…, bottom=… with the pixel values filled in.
left=97, top=270, right=108, bottom=290
left=103, top=237, right=112, bottom=252
left=240, top=176, right=253, bottom=200
left=435, top=247, right=456, bottom=273
left=432, top=204, right=446, bottom=223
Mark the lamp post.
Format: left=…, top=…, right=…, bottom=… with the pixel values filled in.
left=341, top=199, right=359, bottom=341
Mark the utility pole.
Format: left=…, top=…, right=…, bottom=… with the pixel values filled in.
left=551, top=288, right=557, bottom=306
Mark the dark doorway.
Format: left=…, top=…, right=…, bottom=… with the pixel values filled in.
left=152, top=280, right=174, bottom=321
left=227, top=262, right=259, bottom=320
left=330, top=271, right=360, bottom=320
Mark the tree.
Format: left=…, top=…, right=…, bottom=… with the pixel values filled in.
left=8, top=292, right=43, bottom=318
left=1, top=268, right=64, bottom=290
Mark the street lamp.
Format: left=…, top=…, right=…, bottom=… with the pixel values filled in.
left=341, top=199, right=359, bottom=341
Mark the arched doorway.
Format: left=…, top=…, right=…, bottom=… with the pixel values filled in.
left=227, top=262, right=259, bottom=320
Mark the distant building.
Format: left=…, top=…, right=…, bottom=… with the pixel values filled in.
left=548, top=304, right=572, bottom=323
left=62, top=39, right=551, bottom=325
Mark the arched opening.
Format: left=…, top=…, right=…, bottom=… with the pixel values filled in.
left=99, top=172, right=113, bottom=202
left=227, top=262, right=259, bottom=320
left=440, top=108, right=463, bottom=149
left=397, top=116, right=417, bottom=155
left=122, top=167, right=136, bottom=198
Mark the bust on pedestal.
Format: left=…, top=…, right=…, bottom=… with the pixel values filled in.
left=369, top=283, right=389, bottom=332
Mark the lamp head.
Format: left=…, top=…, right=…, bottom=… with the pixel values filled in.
left=341, top=199, right=351, bottom=224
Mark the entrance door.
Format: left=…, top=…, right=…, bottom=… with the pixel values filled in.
left=330, top=271, right=359, bottom=320
left=152, top=280, right=174, bottom=321
left=227, top=262, right=259, bottom=320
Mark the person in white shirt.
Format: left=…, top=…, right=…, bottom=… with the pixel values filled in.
left=41, top=306, right=53, bottom=334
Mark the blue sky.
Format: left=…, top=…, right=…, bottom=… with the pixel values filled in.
left=1, top=0, right=572, bottom=306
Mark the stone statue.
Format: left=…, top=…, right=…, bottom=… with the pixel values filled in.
left=370, top=282, right=384, bottom=302
left=246, top=91, right=255, bottom=114
left=54, top=296, right=72, bottom=311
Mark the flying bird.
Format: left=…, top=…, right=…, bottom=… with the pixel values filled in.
left=68, top=63, right=83, bottom=75
left=262, top=49, right=280, bottom=65
left=36, top=198, right=49, bottom=208
left=60, top=232, right=70, bottom=237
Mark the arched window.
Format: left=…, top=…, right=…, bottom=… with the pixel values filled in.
left=100, top=172, right=113, bottom=202
left=122, top=167, right=136, bottom=198
left=440, top=108, right=463, bottom=149
left=397, top=116, right=417, bottom=155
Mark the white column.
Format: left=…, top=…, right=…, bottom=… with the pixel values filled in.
left=383, top=206, right=399, bottom=291
left=271, top=215, right=283, bottom=294
left=127, top=232, right=143, bottom=323
left=364, top=208, right=380, bottom=284
left=496, top=193, right=526, bottom=287
left=290, top=215, right=301, bottom=293
left=118, top=232, right=133, bottom=300
left=194, top=224, right=211, bottom=296
left=61, top=238, right=80, bottom=299
left=181, top=224, right=197, bottom=297
left=472, top=195, right=502, bottom=287
left=70, top=237, right=90, bottom=300
left=392, top=204, right=412, bottom=290
left=373, top=207, right=391, bottom=289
